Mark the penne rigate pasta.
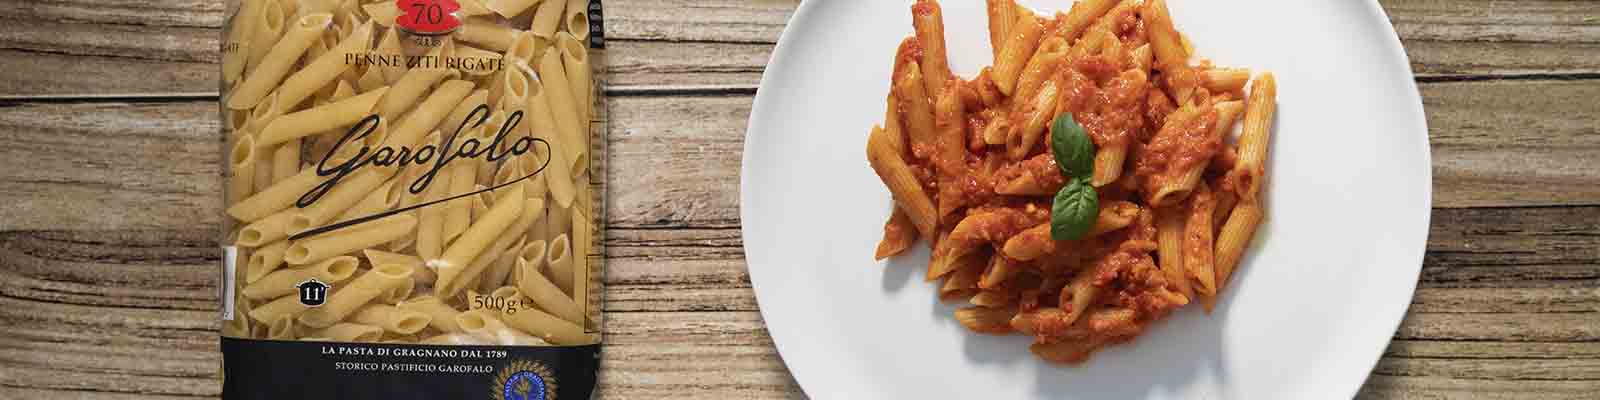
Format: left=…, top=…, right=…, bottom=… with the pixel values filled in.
left=515, top=258, right=584, bottom=325
left=1233, top=73, right=1279, bottom=199
left=297, top=264, right=413, bottom=328
left=258, top=87, right=388, bottom=145
left=911, top=1, right=952, bottom=97
left=865, top=0, right=1278, bottom=365
left=220, top=1, right=603, bottom=395
left=563, top=0, right=589, bottom=43
left=245, top=240, right=290, bottom=283
left=992, top=11, right=1042, bottom=95
left=866, top=126, right=937, bottom=238
left=530, top=0, right=566, bottom=39
left=985, top=0, right=1018, bottom=61
left=1155, top=205, right=1195, bottom=300
left=306, top=322, right=383, bottom=342
left=350, top=303, right=431, bottom=334
left=233, top=13, right=333, bottom=109
left=242, top=255, right=359, bottom=300
left=223, top=0, right=261, bottom=84
left=484, top=0, right=538, bottom=19
left=242, top=0, right=288, bottom=75
left=398, top=295, right=465, bottom=333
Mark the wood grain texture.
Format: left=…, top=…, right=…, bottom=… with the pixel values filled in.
left=1, top=0, right=1597, bottom=399
left=6, top=0, right=1600, bottom=94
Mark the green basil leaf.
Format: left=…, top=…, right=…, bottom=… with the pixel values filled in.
left=1050, top=113, right=1095, bottom=179
left=1051, top=177, right=1099, bottom=241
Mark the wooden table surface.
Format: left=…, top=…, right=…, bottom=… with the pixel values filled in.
left=1, top=0, right=1597, bottom=398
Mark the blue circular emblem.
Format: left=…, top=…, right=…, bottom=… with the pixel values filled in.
left=501, top=370, right=547, bottom=400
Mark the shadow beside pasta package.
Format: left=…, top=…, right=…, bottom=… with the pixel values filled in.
left=217, top=0, right=605, bottom=398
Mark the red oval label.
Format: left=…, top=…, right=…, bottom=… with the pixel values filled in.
left=395, top=0, right=461, bottom=36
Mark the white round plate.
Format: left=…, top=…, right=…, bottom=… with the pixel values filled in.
left=740, top=1, right=1430, bottom=399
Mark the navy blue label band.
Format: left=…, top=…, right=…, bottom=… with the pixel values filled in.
left=221, top=337, right=600, bottom=400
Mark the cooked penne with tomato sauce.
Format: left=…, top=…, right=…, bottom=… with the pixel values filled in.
left=866, top=0, right=1278, bottom=364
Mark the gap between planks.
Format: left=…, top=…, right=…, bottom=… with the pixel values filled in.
left=0, top=85, right=762, bottom=103
left=11, top=72, right=1600, bottom=103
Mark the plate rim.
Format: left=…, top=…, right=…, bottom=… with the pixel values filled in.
left=738, top=0, right=1433, bottom=398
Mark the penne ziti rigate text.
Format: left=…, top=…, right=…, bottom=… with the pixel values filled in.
left=219, top=0, right=604, bottom=397
left=868, top=0, right=1278, bottom=365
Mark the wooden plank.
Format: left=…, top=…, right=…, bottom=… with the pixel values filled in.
left=1375, top=358, right=1600, bottom=381
left=4, top=0, right=1600, bottom=95
left=1, top=204, right=1595, bottom=313
left=605, top=40, right=770, bottom=89
left=1421, top=206, right=1600, bottom=288
left=1387, top=0, right=1600, bottom=78
left=0, top=0, right=794, bottom=95
left=1397, top=312, right=1600, bottom=342
left=0, top=102, right=219, bottom=231
left=0, top=49, right=214, bottom=96
left=605, top=0, right=796, bottom=43
left=1359, top=375, right=1600, bottom=400
left=1424, top=80, right=1600, bottom=207
left=1384, top=340, right=1600, bottom=360
left=3, top=83, right=1596, bottom=233
left=5, top=285, right=1597, bottom=399
left=0, top=206, right=1594, bottom=396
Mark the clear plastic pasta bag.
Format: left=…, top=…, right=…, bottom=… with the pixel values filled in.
left=218, top=0, right=605, bottom=397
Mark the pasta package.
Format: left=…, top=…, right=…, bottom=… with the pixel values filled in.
left=217, top=0, right=606, bottom=398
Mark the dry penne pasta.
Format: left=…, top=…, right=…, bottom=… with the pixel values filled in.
left=283, top=213, right=417, bottom=265
left=434, top=181, right=524, bottom=281
left=397, top=295, right=465, bottom=333
left=297, top=263, right=413, bottom=328
left=220, top=1, right=604, bottom=395
left=530, top=0, right=565, bottom=39
left=457, top=309, right=549, bottom=346
left=571, top=204, right=593, bottom=326
left=544, top=233, right=574, bottom=294
left=457, top=18, right=523, bottom=52
left=265, top=315, right=297, bottom=340
left=228, top=134, right=259, bottom=202
left=223, top=0, right=261, bottom=84
left=484, top=0, right=537, bottom=19
left=242, top=255, right=359, bottom=300
left=563, top=0, right=589, bottom=42
left=361, top=2, right=402, bottom=27
left=249, top=294, right=310, bottom=325
left=306, top=322, right=383, bottom=342
left=537, top=48, right=588, bottom=174
left=332, top=180, right=401, bottom=223
left=233, top=13, right=334, bottom=109
left=350, top=303, right=431, bottom=334
left=515, top=258, right=584, bottom=324
left=245, top=240, right=290, bottom=283
left=558, top=33, right=593, bottom=129
left=242, top=0, right=288, bottom=77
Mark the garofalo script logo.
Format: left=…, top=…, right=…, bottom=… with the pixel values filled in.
left=288, top=105, right=550, bottom=240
